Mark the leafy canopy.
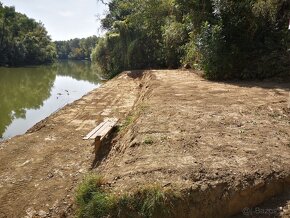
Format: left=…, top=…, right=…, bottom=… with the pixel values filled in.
left=0, top=2, right=56, bottom=66
left=93, top=0, right=290, bottom=79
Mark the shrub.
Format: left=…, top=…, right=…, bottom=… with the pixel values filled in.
left=196, top=22, right=231, bottom=79
left=162, top=19, right=187, bottom=68
left=192, top=0, right=290, bottom=80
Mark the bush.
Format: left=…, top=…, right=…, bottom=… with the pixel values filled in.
left=91, top=34, right=125, bottom=78
left=192, top=0, right=290, bottom=80
left=162, top=19, right=187, bottom=68
left=196, top=22, right=231, bottom=79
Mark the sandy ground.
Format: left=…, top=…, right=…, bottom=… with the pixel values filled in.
left=96, top=70, right=290, bottom=217
left=0, top=72, right=141, bottom=218
left=0, top=70, right=289, bottom=217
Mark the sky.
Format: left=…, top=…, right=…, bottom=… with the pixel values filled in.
left=1, top=0, right=108, bottom=41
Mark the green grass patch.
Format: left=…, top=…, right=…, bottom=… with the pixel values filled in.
left=120, top=104, right=149, bottom=132
left=76, top=175, right=179, bottom=218
left=132, top=186, right=172, bottom=217
left=75, top=174, right=116, bottom=218
left=123, top=115, right=134, bottom=128
left=143, top=137, right=154, bottom=145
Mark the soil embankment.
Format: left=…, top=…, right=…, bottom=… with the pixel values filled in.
left=96, top=70, right=290, bottom=217
left=0, top=70, right=290, bottom=217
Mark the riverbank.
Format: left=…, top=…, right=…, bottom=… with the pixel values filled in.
left=0, top=72, right=141, bottom=217
left=0, top=70, right=290, bottom=217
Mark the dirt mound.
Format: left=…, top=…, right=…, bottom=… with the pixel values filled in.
left=95, top=70, right=290, bottom=217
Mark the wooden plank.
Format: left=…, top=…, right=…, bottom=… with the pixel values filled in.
left=83, top=118, right=118, bottom=140
left=99, top=122, right=116, bottom=140
left=90, top=121, right=112, bottom=139
left=83, top=122, right=106, bottom=140
left=91, top=119, right=117, bottom=139
left=94, top=136, right=101, bottom=154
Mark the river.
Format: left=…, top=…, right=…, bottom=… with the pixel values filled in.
left=0, top=60, right=101, bottom=141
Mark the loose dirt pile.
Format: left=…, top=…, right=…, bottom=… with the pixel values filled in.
left=0, top=70, right=289, bottom=217
left=96, top=70, right=290, bottom=217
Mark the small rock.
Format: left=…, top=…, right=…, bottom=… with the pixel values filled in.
left=38, top=210, right=47, bottom=218
left=114, top=176, right=121, bottom=180
left=25, top=208, right=36, bottom=218
left=47, top=173, right=54, bottom=179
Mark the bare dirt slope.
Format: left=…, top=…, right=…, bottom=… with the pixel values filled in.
left=96, top=70, right=290, bottom=217
left=0, top=70, right=290, bottom=217
left=0, top=72, right=142, bottom=218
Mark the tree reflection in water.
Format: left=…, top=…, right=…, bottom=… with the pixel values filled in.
left=0, top=60, right=100, bottom=140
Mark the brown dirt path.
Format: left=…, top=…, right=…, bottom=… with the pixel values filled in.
left=0, top=72, right=142, bottom=218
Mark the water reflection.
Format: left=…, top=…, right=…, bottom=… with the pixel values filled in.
left=55, top=60, right=100, bottom=83
left=0, top=60, right=100, bottom=140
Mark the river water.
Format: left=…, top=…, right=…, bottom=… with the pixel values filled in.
left=0, top=60, right=101, bottom=141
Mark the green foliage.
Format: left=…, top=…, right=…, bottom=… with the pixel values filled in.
left=93, top=0, right=290, bottom=80
left=181, top=36, right=199, bottom=69
left=92, top=0, right=173, bottom=78
left=76, top=174, right=116, bottom=218
left=76, top=174, right=105, bottom=207
left=122, top=114, right=134, bottom=129
left=118, top=186, right=172, bottom=218
left=55, top=36, right=99, bottom=60
left=91, top=34, right=124, bottom=78
left=180, top=0, right=290, bottom=79
left=76, top=174, right=178, bottom=218
left=162, top=19, right=187, bottom=68
left=0, top=3, right=56, bottom=66
left=196, top=22, right=230, bottom=79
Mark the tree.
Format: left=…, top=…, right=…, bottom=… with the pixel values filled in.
left=54, top=36, right=99, bottom=60
left=92, top=0, right=290, bottom=79
left=0, top=2, right=56, bottom=66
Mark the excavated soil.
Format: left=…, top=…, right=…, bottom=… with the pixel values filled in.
left=0, top=70, right=290, bottom=217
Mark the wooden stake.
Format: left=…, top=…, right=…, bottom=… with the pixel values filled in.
left=288, top=92, right=290, bottom=109
left=94, top=136, right=101, bottom=154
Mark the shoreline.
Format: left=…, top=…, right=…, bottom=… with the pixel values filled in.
left=0, top=71, right=141, bottom=217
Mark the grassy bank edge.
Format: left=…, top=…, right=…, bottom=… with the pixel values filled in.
left=75, top=174, right=181, bottom=218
